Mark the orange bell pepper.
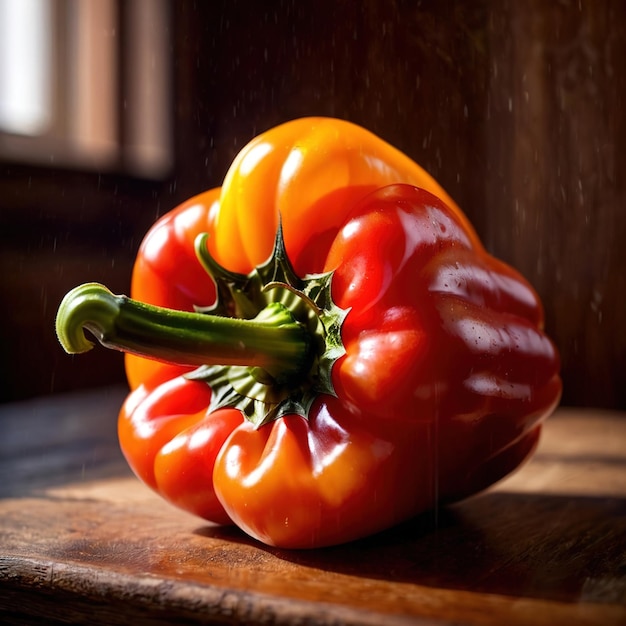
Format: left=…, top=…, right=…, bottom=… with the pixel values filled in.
left=56, top=118, right=561, bottom=548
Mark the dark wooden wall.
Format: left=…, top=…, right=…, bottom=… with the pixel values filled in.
left=1, top=0, right=624, bottom=408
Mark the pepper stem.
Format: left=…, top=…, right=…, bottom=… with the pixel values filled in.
left=55, top=282, right=311, bottom=384
left=56, top=224, right=348, bottom=427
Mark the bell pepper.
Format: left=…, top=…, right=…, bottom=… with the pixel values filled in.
left=55, top=117, right=561, bottom=549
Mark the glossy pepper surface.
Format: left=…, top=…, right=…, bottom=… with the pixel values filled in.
left=56, top=117, right=561, bottom=549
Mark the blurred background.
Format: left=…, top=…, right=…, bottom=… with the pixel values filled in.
left=0, top=0, right=624, bottom=409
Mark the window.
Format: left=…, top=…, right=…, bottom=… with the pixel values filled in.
left=0, top=0, right=52, bottom=136
left=0, top=0, right=172, bottom=178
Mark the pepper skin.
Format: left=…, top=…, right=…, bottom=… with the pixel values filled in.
left=56, top=118, right=561, bottom=549
left=124, top=117, right=474, bottom=391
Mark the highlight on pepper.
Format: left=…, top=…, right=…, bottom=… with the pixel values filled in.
left=55, top=117, right=561, bottom=549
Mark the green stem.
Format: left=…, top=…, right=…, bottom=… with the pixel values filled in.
left=55, top=282, right=311, bottom=384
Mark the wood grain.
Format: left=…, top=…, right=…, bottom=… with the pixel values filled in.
left=1, top=387, right=625, bottom=625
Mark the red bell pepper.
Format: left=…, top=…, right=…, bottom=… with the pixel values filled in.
left=56, top=118, right=561, bottom=548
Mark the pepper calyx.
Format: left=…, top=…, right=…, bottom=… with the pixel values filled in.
left=189, top=225, right=348, bottom=427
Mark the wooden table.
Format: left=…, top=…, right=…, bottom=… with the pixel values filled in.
left=1, top=386, right=625, bottom=625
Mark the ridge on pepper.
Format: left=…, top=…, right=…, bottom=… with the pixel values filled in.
left=55, top=117, right=561, bottom=549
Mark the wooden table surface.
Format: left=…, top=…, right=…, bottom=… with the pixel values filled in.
left=1, top=386, right=625, bottom=625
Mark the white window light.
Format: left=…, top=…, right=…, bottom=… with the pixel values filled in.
left=0, top=0, right=52, bottom=136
